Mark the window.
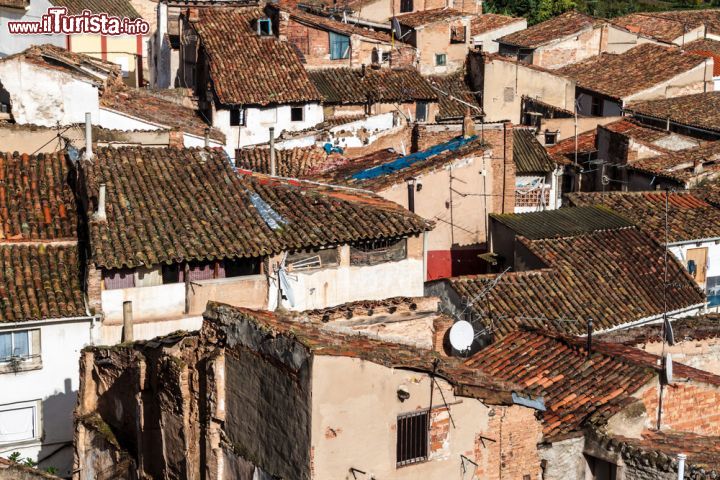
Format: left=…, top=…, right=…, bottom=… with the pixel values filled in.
left=286, top=247, right=339, bottom=272
left=416, top=101, right=428, bottom=123
left=350, top=238, right=407, bottom=266
left=103, top=269, right=135, bottom=289
left=450, top=25, right=466, bottom=44
left=0, top=401, right=40, bottom=444
left=381, top=51, right=391, bottom=63
left=396, top=410, right=428, bottom=467
left=518, top=49, right=533, bottom=64
left=0, top=331, right=29, bottom=362
left=544, top=130, right=558, bottom=145
left=223, top=257, right=261, bottom=277
left=591, top=96, right=602, bottom=116
left=230, top=108, right=246, bottom=127
left=435, top=53, right=446, bottom=66
left=329, top=32, right=350, bottom=60
left=290, top=106, right=304, bottom=122
left=257, top=18, right=272, bottom=36
left=400, top=0, right=413, bottom=12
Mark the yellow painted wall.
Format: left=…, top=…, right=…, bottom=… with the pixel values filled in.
left=70, top=33, right=142, bottom=87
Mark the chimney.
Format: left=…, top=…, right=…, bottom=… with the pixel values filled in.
left=204, top=127, right=210, bottom=148
left=462, top=109, right=475, bottom=139
left=95, top=184, right=107, bottom=221
left=84, top=112, right=93, bottom=159
left=122, top=301, right=134, bottom=342
left=406, top=179, right=415, bottom=212
left=269, top=127, right=276, bottom=176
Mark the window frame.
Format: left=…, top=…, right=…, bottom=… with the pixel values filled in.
left=329, top=32, right=351, bottom=60
left=257, top=18, right=273, bottom=36
left=396, top=409, right=429, bottom=467
left=400, top=0, right=413, bottom=13
left=290, top=106, right=305, bottom=122
left=415, top=101, right=428, bottom=123
left=286, top=247, right=339, bottom=272
left=230, top=108, right=246, bottom=127
left=0, top=330, right=30, bottom=363
left=435, top=53, right=447, bottom=66
left=0, top=400, right=41, bottom=445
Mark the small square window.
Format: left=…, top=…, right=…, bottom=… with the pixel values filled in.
left=435, top=54, right=446, bottom=66
left=381, top=51, right=391, bottom=63
left=400, top=0, right=413, bottom=12
left=230, top=108, right=246, bottom=127
left=257, top=18, right=272, bottom=36
left=544, top=130, right=558, bottom=145
left=0, top=401, right=40, bottom=444
left=397, top=410, right=428, bottom=466
left=0, top=331, right=29, bottom=362
left=291, top=106, right=304, bottom=122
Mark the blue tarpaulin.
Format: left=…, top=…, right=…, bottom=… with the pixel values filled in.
left=350, top=135, right=478, bottom=181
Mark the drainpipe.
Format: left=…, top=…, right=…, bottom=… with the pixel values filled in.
left=84, top=112, right=93, bottom=159
left=269, top=127, right=276, bottom=176
left=407, top=179, right=415, bottom=212
left=122, top=301, right=133, bottom=342
left=677, top=453, right=686, bottom=480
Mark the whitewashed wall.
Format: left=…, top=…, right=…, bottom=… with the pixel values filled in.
left=0, top=319, right=94, bottom=476
left=0, top=58, right=100, bottom=125
left=0, top=0, right=65, bottom=57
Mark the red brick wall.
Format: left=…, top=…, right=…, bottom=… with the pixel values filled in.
left=641, top=381, right=720, bottom=435
left=433, top=315, right=454, bottom=356
left=472, top=405, right=543, bottom=480
left=429, top=407, right=451, bottom=457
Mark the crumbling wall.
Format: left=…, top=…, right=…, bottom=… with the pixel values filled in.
left=202, top=305, right=313, bottom=480
left=539, top=436, right=586, bottom=480
left=74, top=335, right=202, bottom=480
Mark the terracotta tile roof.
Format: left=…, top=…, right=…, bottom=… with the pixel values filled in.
left=311, top=136, right=489, bottom=191
left=597, top=313, right=720, bottom=345
left=490, top=206, right=633, bottom=240
left=612, top=12, right=695, bottom=43
left=235, top=145, right=336, bottom=177
left=466, top=328, right=720, bottom=440
left=497, top=11, right=600, bottom=48
left=567, top=190, right=720, bottom=243
left=395, top=8, right=467, bottom=28
left=466, top=328, right=656, bottom=440
left=1, top=44, right=121, bottom=86
left=426, top=71, right=483, bottom=121
left=471, top=13, right=524, bottom=36
left=203, top=301, right=523, bottom=403
left=614, top=9, right=720, bottom=43
left=513, top=128, right=556, bottom=173
left=51, top=0, right=140, bottom=18
left=625, top=92, right=720, bottom=134
left=308, top=67, right=437, bottom=105
left=276, top=5, right=393, bottom=43
left=0, top=244, right=85, bottom=323
left=686, top=38, right=720, bottom=76
left=625, top=141, right=720, bottom=185
left=192, top=7, right=321, bottom=106
left=0, top=152, right=77, bottom=242
left=612, top=430, right=720, bottom=474
left=556, top=43, right=708, bottom=100
left=100, top=88, right=225, bottom=142
left=600, top=118, right=703, bottom=154
left=697, top=177, right=720, bottom=207
left=440, top=228, right=705, bottom=336
left=81, top=147, right=431, bottom=269
left=545, top=130, right=597, bottom=165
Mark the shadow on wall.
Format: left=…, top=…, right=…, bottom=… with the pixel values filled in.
left=38, top=378, right=76, bottom=477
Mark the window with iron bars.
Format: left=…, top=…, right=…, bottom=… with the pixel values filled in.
left=396, top=410, right=429, bottom=467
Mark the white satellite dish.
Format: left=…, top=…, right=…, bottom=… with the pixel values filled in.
left=449, top=320, right=474, bottom=352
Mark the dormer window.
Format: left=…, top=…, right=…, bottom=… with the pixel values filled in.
left=257, top=18, right=272, bottom=36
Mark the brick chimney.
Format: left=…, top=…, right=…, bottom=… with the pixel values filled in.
left=462, top=108, right=475, bottom=138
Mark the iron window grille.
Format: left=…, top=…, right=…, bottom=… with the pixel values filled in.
left=396, top=410, right=429, bottom=467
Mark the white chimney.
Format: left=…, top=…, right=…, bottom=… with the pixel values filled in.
left=84, top=112, right=93, bottom=159
left=269, top=127, right=276, bottom=176
left=204, top=127, right=210, bottom=148
left=96, top=184, right=107, bottom=221
left=677, top=453, right=686, bottom=480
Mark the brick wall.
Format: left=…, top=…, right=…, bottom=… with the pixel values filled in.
left=473, top=405, right=543, bottom=480
left=87, top=267, right=102, bottom=316
left=429, top=407, right=451, bottom=459
left=641, top=381, right=720, bottom=435
left=432, top=315, right=454, bottom=355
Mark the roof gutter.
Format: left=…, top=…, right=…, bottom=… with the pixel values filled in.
left=0, top=315, right=97, bottom=330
